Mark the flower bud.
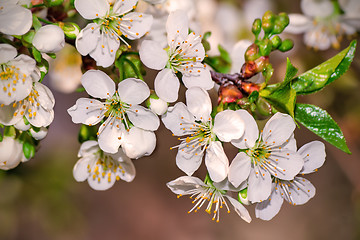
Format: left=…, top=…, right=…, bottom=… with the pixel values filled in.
left=238, top=188, right=250, bottom=205
left=30, top=127, right=48, bottom=140
left=0, top=137, right=23, bottom=170
left=251, top=18, right=262, bottom=37
left=14, top=118, right=30, bottom=131
left=271, top=36, right=282, bottom=49
left=278, top=39, right=294, bottom=52
left=256, top=97, right=272, bottom=116
left=146, top=92, right=168, bottom=115
left=32, top=25, right=65, bottom=53
left=58, top=22, right=80, bottom=39
left=258, top=39, right=272, bottom=56
left=262, top=10, right=275, bottom=34
left=44, top=0, right=63, bottom=7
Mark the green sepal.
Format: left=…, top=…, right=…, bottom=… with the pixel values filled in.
left=238, top=188, right=248, bottom=204
left=262, top=63, right=273, bottom=83
left=248, top=91, right=259, bottom=103
left=75, top=87, right=85, bottom=92
left=31, top=47, right=42, bottom=63
left=282, top=58, right=298, bottom=86
left=291, top=40, right=357, bottom=95
left=23, top=141, right=35, bottom=159
left=46, top=53, right=57, bottom=59
left=294, top=103, right=351, bottom=154
left=32, top=15, right=42, bottom=31
left=21, top=30, right=35, bottom=47
left=4, top=126, right=16, bottom=137
left=78, top=124, right=98, bottom=143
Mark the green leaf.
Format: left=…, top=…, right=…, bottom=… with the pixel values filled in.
left=78, top=124, right=98, bottom=143
left=294, top=103, right=351, bottom=154
left=248, top=91, right=259, bottom=103
left=23, top=141, right=35, bottom=159
left=203, top=56, right=231, bottom=73
left=46, top=53, right=57, bottom=59
left=76, top=87, right=85, bottom=92
left=4, top=126, right=16, bottom=137
left=201, top=31, right=212, bottom=52
left=291, top=40, right=357, bottom=95
left=283, top=58, right=298, bottom=85
left=260, top=84, right=296, bottom=117
left=32, top=47, right=42, bottom=62
left=32, top=15, right=42, bottom=31
left=218, top=45, right=231, bottom=64
left=0, top=131, right=3, bottom=142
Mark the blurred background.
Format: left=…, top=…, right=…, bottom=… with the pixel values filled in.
left=1, top=0, right=360, bottom=239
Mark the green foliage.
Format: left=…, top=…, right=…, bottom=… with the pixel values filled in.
left=203, top=45, right=231, bottom=73
left=291, top=40, right=357, bottom=95
left=295, top=104, right=351, bottom=154
left=201, top=31, right=211, bottom=52
left=31, top=47, right=42, bottom=63
left=260, top=84, right=296, bottom=117
left=32, top=15, right=42, bottom=31
left=78, top=124, right=98, bottom=143
left=115, top=53, right=144, bottom=81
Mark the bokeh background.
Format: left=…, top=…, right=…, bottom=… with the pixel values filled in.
left=1, top=0, right=360, bottom=239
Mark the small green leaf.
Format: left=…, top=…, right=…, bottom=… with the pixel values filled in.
left=294, top=103, right=351, bottom=154
left=23, top=141, right=35, bottom=159
left=203, top=56, right=231, bottom=73
left=248, top=91, right=259, bottom=103
left=32, top=15, right=42, bottom=31
left=46, top=53, right=57, bottom=59
left=0, top=132, right=3, bottom=142
left=260, top=84, right=296, bottom=117
left=283, top=58, right=298, bottom=85
left=291, top=40, right=357, bottom=95
left=218, top=45, right=231, bottom=64
left=32, top=47, right=42, bottom=62
left=76, top=87, right=85, bottom=92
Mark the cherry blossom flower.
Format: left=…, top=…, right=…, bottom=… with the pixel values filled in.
left=0, top=44, right=38, bottom=105
left=32, top=25, right=65, bottom=53
left=228, top=111, right=304, bottom=203
left=0, top=136, right=24, bottom=170
left=286, top=0, right=360, bottom=50
left=73, top=140, right=136, bottom=191
left=167, top=176, right=251, bottom=223
left=139, top=10, right=213, bottom=103
left=255, top=141, right=326, bottom=220
left=75, top=0, right=153, bottom=67
left=162, top=87, right=245, bottom=182
left=0, top=0, right=32, bottom=36
left=67, top=70, right=159, bottom=155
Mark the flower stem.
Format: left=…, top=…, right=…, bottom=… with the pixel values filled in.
left=37, top=17, right=53, bottom=25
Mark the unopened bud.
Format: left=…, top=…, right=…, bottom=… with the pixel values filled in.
left=252, top=18, right=262, bottom=37
left=245, top=43, right=260, bottom=62
left=146, top=92, right=168, bottom=115
left=30, top=127, right=48, bottom=140
left=262, top=10, right=275, bottom=34
left=238, top=188, right=250, bottom=205
left=256, top=97, right=272, bottom=116
left=258, top=39, right=272, bottom=56
left=278, top=39, right=294, bottom=52
left=271, top=36, right=282, bottom=49
left=57, top=22, right=80, bottom=39
left=33, top=25, right=65, bottom=53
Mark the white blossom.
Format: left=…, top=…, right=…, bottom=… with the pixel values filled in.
left=32, top=25, right=65, bottom=53
left=228, top=111, right=304, bottom=203
left=75, top=0, right=153, bottom=67
left=73, top=140, right=136, bottom=191
left=139, top=10, right=213, bottom=103
left=167, top=176, right=252, bottom=223
left=162, top=87, right=245, bottom=182
left=68, top=70, right=159, bottom=155
left=255, top=141, right=326, bottom=220
left=0, top=136, right=23, bottom=170
left=0, top=0, right=32, bottom=36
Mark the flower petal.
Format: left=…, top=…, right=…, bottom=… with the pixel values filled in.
left=112, top=149, right=136, bottom=182
left=121, top=127, right=156, bottom=159
left=154, top=68, right=180, bottom=103
left=228, top=152, right=251, bottom=187
left=286, top=14, right=312, bottom=34
left=176, top=145, right=203, bottom=176
left=166, top=10, right=189, bottom=45
left=247, top=168, right=272, bottom=203
left=121, top=12, right=153, bottom=40
left=98, top=118, right=123, bottom=153
left=35, top=82, right=55, bottom=110
left=89, top=34, right=120, bottom=67
left=0, top=4, right=32, bottom=35
left=161, top=102, right=194, bottom=136
left=75, top=23, right=100, bottom=56
left=27, top=105, right=54, bottom=128
left=231, top=109, right=258, bottom=149
left=255, top=184, right=284, bottom=220
left=81, top=70, right=116, bottom=99
left=127, top=105, right=160, bottom=131
left=74, top=0, right=109, bottom=19
left=78, top=140, right=99, bottom=158
left=298, top=141, right=326, bottom=174
left=285, top=177, right=316, bottom=205
left=230, top=40, right=252, bottom=74
left=185, top=87, right=211, bottom=121
left=182, top=68, right=214, bottom=90
left=166, top=176, right=205, bottom=195
left=118, top=78, right=150, bottom=105
left=32, top=25, right=65, bottom=53
left=0, top=44, right=17, bottom=64
left=0, top=137, right=22, bottom=170
left=300, top=0, right=334, bottom=18
left=67, top=98, right=105, bottom=125
left=87, top=164, right=116, bottom=191
left=225, top=196, right=252, bottom=223
left=113, top=0, right=138, bottom=16
left=268, top=150, right=304, bottom=180
left=205, top=141, right=229, bottom=182
left=213, top=110, right=245, bottom=142
left=73, top=156, right=91, bottom=182
left=262, top=112, right=295, bottom=147
left=139, top=40, right=168, bottom=70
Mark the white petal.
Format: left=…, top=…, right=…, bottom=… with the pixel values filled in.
left=255, top=184, right=284, bottom=220
left=205, top=141, right=229, bottom=182
left=166, top=176, right=205, bottom=195
left=35, top=82, right=55, bottom=110
left=29, top=127, right=48, bottom=140
left=75, top=23, right=100, bottom=56
left=154, top=68, right=180, bottom=103
left=285, top=177, right=316, bottom=205
left=89, top=34, right=120, bottom=67
left=225, top=196, right=252, bottom=223
left=127, top=105, right=160, bottom=131
left=0, top=44, right=17, bottom=64
left=74, top=0, right=109, bottom=19
left=228, top=152, right=251, bottom=187
left=304, top=28, right=331, bottom=50
left=118, top=78, right=150, bottom=105
left=176, top=145, right=203, bottom=176
left=231, top=109, right=259, bottom=149
left=10, top=54, right=36, bottom=76
left=98, top=118, right=123, bottom=153
left=262, top=112, right=295, bottom=147
left=0, top=137, right=22, bottom=170
left=122, top=127, right=156, bottom=159
left=14, top=118, right=30, bottom=131
left=182, top=68, right=214, bottom=90
left=67, top=98, right=105, bottom=125
left=286, top=14, right=312, bottom=34
left=247, top=168, right=272, bottom=203
left=298, top=141, right=326, bottom=174
left=27, top=105, right=54, bottom=128
left=81, top=70, right=116, bottom=99
left=149, top=97, right=168, bottom=115
left=0, top=104, right=22, bottom=126
left=73, top=157, right=91, bottom=182
left=185, top=87, right=212, bottom=121
left=113, top=0, right=138, bottom=16
left=32, top=25, right=65, bottom=53
left=213, top=177, right=246, bottom=192
left=166, top=10, right=189, bottom=45
left=301, top=0, right=334, bottom=17
left=121, top=12, right=153, bottom=40
left=139, top=40, right=168, bottom=70
left=87, top=165, right=116, bottom=191
left=268, top=150, right=304, bottom=180
left=78, top=140, right=99, bottom=158
left=0, top=4, right=32, bottom=35
left=213, top=110, right=245, bottom=142
left=112, top=149, right=136, bottom=182
left=161, top=102, right=194, bottom=136
left=230, top=40, right=252, bottom=74
left=279, top=133, right=297, bottom=152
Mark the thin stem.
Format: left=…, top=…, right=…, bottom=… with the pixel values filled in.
left=37, top=17, right=53, bottom=25
left=124, top=58, right=144, bottom=80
